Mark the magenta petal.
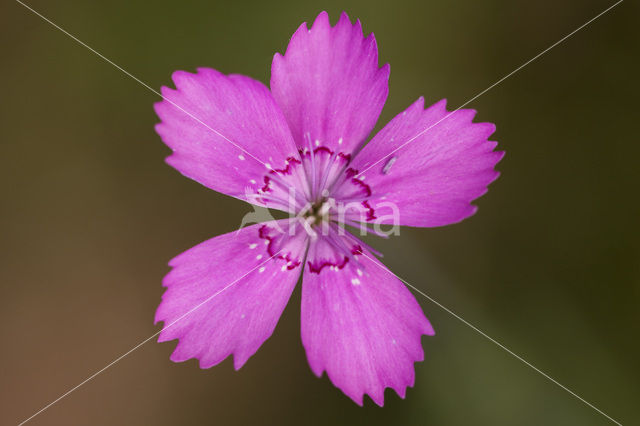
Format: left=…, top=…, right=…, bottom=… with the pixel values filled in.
left=344, top=98, right=504, bottom=227
left=155, top=220, right=306, bottom=369
left=301, top=230, right=433, bottom=406
left=271, top=11, right=389, bottom=155
left=154, top=68, right=300, bottom=210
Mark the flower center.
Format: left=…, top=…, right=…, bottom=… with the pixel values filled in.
left=296, top=197, right=335, bottom=238
left=301, top=198, right=332, bottom=225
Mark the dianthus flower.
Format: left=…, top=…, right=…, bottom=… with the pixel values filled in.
left=154, top=11, right=503, bottom=405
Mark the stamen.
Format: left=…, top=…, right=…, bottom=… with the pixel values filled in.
left=318, top=200, right=332, bottom=217
left=322, top=224, right=360, bottom=265
left=245, top=192, right=294, bottom=210
left=336, top=218, right=390, bottom=239
left=299, top=216, right=318, bottom=239
left=265, top=173, right=306, bottom=209
left=316, top=149, right=338, bottom=196
left=306, top=133, right=318, bottom=200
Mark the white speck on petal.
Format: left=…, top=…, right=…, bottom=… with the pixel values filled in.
left=256, top=254, right=263, bottom=260
left=258, top=266, right=266, bottom=273
left=383, top=157, right=397, bottom=175
left=238, top=154, right=245, bottom=161
left=281, top=264, right=287, bottom=271
left=249, top=243, right=258, bottom=249
left=357, top=269, right=363, bottom=276
left=314, top=139, right=320, bottom=146
left=351, top=278, right=361, bottom=286
left=250, top=179, right=256, bottom=184
left=265, top=163, right=272, bottom=169
left=241, top=314, right=246, bottom=319
left=338, top=137, right=343, bottom=145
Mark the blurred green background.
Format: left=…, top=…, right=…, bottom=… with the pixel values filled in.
left=1, top=0, right=638, bottom=424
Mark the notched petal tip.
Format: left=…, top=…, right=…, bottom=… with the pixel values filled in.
left=431, top=98, right=448, bottom=113
left=158, top=85, right=176, bottom=99
left=272, top=51, right=284, bottom=63
left=170, top=69, right=196, bottom=87
left=194, top=66, right=216, bottom=76
left=411, top=96, right=426, bottom=110
left=312, top=10, right=330, bottom=29
left=153, top=313, right=164, bottom=327
left=233, top=354, right=249, bottom=371
left=353, top=19, right=364, bottom=38
left=153, top=121, right=165, bottom=136
left=455, top=107, right=478, bottom=122
left=480, top=121, right=497, bottom=135
left=163, top=153, right=181, bottom=171
left=471, top=204, right=480, bottom=215
left=280, top=22, right=310, bottom=57
left=152, top=98, right=166, bottom=115
left=344, top=375, right=419, bottom=407
left=378, top=61, right=391, bottom=77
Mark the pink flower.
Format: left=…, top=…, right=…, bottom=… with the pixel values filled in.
left=154, top=11, right=503, bottom=406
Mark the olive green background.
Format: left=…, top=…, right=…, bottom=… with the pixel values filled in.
left=1, top=0, right=638, bottom=425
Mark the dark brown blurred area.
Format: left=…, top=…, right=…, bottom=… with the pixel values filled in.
left=1, top=0, right=638, bottom=425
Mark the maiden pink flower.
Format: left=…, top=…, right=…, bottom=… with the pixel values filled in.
left=154, top=11, right=503, bottom=406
